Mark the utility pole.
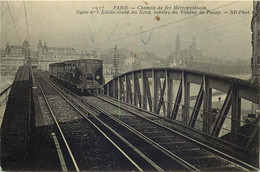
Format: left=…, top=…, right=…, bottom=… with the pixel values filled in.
left=111, top=45, right=121, bottom=78
left=23, top=40, right=31, bottom=66
left=25, top=48, right=31, bottom=67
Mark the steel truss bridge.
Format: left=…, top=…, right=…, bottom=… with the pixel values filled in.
left=103, top=68, right=259, bottom=148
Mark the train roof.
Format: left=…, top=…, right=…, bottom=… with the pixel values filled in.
left=49, top=59, right=103, bottom=66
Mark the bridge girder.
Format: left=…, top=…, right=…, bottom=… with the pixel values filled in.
left=103, top=68, right=259, bottom=148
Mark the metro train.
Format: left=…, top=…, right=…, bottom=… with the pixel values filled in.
left=49, top=59, right=104, bottom=95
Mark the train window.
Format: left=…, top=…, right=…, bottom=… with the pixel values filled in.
left=86, top=65, right=93, bottom=73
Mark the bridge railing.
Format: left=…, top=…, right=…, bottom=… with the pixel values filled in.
left=0, top=85, right=12, bottom=106
left=101, top=68, right=259, bottom=149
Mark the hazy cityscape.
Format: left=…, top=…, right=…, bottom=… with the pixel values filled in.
left=0, top=35, right=252, bottom=79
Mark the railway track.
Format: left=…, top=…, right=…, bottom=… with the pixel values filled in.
left=35, top=73, right=145, bottom=171
left=94, top=94, right=259, bottom=171
left=38, top=72, right=193, bottom=171
left=37, top=72, right=199, bottom=171
left=35, top=74, right=80, bottom=171
left=38, top=71, right=259, bottom=171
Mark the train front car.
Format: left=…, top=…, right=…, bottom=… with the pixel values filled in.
left=49, top=59, right=104, bottom=96
left=80, top=59, right=104, bottom=95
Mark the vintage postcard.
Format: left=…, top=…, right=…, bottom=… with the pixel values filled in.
left=1, top=0, right=259, bottom=171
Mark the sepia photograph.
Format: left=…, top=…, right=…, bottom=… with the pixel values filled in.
left=0, top=0, right=259, bottom=171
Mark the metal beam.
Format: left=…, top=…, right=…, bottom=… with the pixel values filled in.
left=203, top=75, right=212, bottom=134
left=119, top=77, right=125, bottom=102
left=171, top=80, right=182, bottom=120
left=142, top=70, right=147, bottom=110
left=108, top=83, right=111, bottom=96
left=182, top=71, right=190, bottom=125
left=104, top=68, right=259, bottom=104
left=238, top=85, right=259, bottom=104
left=189, top=82, right=204, bottom=127
left=156, top=76, right=166, bottom=115
left=112, top=79, right=115, bottom=98
left=153, top=70, right=159, bottom=113
left=104, top=84, right=108, bottom=95
left=212, top=86, right=232, bottom=137
left=125, top=75, right=128, bottom=103
left=245, top=116, right=260, bottom=148
left=167, top=70, right=173, bottom=118
left=186, top=72, right=203, bottom=85
left=231, top=83, right=241, bottom=142
left=159, top=77, right=166, bottom=116
left=134, top=74, right=142, bottom=108
left=115, top=78, right=119, bottom=99
left=132, top=72, right=137, bottom=106
left=144, top=76, right=153, bottom=112
left=126, top=75, right=132, bottom=104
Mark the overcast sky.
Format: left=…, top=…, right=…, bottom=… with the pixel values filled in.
left=1, top=1, right=253, bottom=59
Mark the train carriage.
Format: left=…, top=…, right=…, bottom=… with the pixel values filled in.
left=49, top=59, right=104, bottom=95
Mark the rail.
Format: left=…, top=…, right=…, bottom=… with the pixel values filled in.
left=37, top=72, right=145, bottom=171
left=0, top=85, right=12, bottom=97
left=35, top=75, right=80, bottom=172
left=38, top=72, right=200, bottom=171
left=0, top=85, right=12, bottom=106
left=96, top=94, right=259, bottom=171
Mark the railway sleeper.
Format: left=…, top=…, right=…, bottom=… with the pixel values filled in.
left=162, top=143, right=198, bottom=151
left=172, top=148, right=211, bottom=158
left=202, top=164, right=243, bottom=171
left=188, top=156, right=231, bottom=169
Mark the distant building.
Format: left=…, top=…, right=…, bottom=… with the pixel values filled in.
left=99, top=47, right=163, bottom=76
left=37, top=40, right=78, bottom=57
left=36, top=40, right=81, bottom=70
left=167, top=35, right=202, bottom=68
left=251, top=1, right=260, bottom=84
left=122, top=51, right=163, bottom=73
left=1, top=40, right=29, bottom=76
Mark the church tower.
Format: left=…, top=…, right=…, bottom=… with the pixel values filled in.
left=43, top=42, right=48, bottom=53
left=37, top=40, right=43, bottom=57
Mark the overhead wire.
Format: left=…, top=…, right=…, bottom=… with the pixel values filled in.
left=6, top=1, right=20, bottom=44
left=23, top=1, right=30, bottom=43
